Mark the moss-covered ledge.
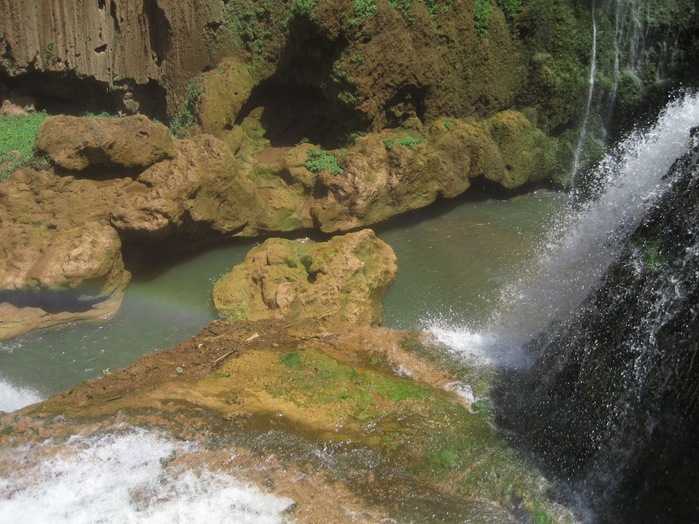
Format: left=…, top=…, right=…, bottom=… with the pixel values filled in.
left=2, top=318, right=575, bottom=523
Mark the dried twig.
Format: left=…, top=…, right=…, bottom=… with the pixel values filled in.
left=212, top=351, right=236, bottom=367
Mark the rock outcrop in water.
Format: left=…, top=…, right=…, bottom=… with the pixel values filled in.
left=0, top=115, right=261, bottom=340
left=495, top=129, right=699, bottom=522
left=213, top=229, right=398, bottom=325
left=0, top=107, right=553, bottom=339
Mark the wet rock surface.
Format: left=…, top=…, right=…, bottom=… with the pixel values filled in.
left=0, top=318, right=571, bottom=523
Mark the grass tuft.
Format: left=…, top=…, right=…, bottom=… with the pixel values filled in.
left=0, top=111, right=50, bottom=180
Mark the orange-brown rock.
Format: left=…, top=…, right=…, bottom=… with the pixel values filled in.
left=0, top=168, right=131, bottom=340
left=36, top=115, right=175, bottom=172
left=109, top=134, right=259, bottom=239
left=213, top=229, right=397, bottom=325
left=0, top=120, right=260, bottom=340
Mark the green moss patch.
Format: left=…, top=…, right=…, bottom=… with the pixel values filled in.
left=305, top=148, right=343, bottom=175
left=0, top=111, right=50, bottom=179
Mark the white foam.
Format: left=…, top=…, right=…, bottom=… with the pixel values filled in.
left=0, top=428, right=295, bottom=524
left=0, top=377, right=44, bottom=413
left=428, top=92, right=699, bottom=367
left=426, top=320, right=494, bottom=364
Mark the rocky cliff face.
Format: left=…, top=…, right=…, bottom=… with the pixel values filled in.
left=0, top=0, right=225, bottom=117
left=3, top=1, right=696, bottom=154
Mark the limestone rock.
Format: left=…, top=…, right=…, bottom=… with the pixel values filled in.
left=36, top=115, right=175, bottom=172
left=24, top=222, right=128, bottom=294
left=213, top=229, right=397, bottom=325
left=308, top=112, right=556, bottom=232
left=197, top=58, right=255, bottom=141
left=0, top=220, right=130, bottom=341
left=483, top=111, right=556, bottom=189
left=110, top=134, right=259, bottom=239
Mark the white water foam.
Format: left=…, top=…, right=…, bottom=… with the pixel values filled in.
left=0, top=428, right=294, bottom=524
left=430, top=91, right=699, bottom=366
left=0, top=377, right=43, bottom=413
left=427, top=321, right=495, bottom=364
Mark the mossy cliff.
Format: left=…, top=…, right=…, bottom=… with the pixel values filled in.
left=2, top=0, right=697, bottom=161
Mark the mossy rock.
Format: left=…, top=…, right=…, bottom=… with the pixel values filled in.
left=484, top=110, right=556, bottom=188
left=213, top=229, right=398, bottom=325
left=7, top=318, right=574, bottom=522
left=196, top=58, right=255, bottom=140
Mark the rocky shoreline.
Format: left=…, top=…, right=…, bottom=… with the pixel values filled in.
left=0, top=106, right=552, bottom=340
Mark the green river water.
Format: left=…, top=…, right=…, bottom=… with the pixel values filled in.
left=0, top=190, right=564, bottom=404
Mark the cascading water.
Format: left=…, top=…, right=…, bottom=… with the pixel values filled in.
left=433, top=92, right=699, bottom=365
left=485, top=91, right=699, bottom=522
left=572, top=6, right=598, bottom=178
left=569, top=0, right=691, bottom=182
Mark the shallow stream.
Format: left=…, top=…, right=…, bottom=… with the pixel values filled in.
left=0, top=190, right=564, bottom=411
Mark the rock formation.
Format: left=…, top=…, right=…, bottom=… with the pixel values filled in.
left=0, top=116, right=259, bottom=340
left=213, top=229, right=398, bottom=325
left=36, top=115, right=175, bottom=171
left=0, top=317, right=572, bottom=522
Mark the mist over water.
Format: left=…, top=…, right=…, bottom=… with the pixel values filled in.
left=0, top=376, right=42, bottom=413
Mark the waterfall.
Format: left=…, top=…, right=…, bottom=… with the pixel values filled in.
left=572, top=6, right=598, bottom=178
left=434, top=92, right=699, bottom=367
left=491, top=91, right=699, bottom=522
left=570, top=0, right=688, bottom=183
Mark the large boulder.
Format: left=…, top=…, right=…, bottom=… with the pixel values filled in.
left=213, top=229, right=397, bottom=325
left=110, top=134, right=259, bottom=239
left=0, top=219, right=130, bottom=341
left=36, top=115, right=176, bottom=172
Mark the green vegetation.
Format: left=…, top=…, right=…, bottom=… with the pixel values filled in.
left=169, top=76, right=204, bottom=138
left=384, top=135, right=428, bottom=150
left=496, top=0, right=521, bottom=20
left=305, top=149, right=343, bottom=175
left=388, top=0, right=412, bottom=11
left=474, top=0, right=492, bottom=36
left=282, top=351, right=303, bottom=368
left=290, top=0, right=320, bottom=19
left=443, top=119, right=455, bottom=131
left=269, top=345, right=563, bottom=521
left=0, top=111, right=50, bottom=180
left=388, top=0, right=452, bottom=19
left=354, top=0, right=377, bottom=18
left=44, top=42, right=59, bottom=66
left=275, top=349, right=429, bottom=415
left=224, top=0, right=273, bottom=62
left=349, top=53, right=365, bottom=64
left=422, top=0, right=453, bottom=19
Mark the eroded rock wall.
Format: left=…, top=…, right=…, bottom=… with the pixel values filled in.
left=0, top=0, right=226, bottom=115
